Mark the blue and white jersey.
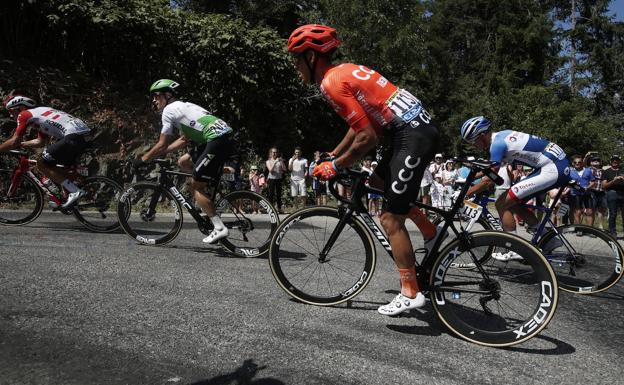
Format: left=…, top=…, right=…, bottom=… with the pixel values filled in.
left=489, top=130, right=566, bottom=168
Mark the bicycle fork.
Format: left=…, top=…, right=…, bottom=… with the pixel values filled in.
left=318, top=208, right=355, bottom=263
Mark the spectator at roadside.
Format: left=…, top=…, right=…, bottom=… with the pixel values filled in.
left=419, top=166, right=433, bottom=210
left=309, top=151, right=327, bottom=206
left=368, top=161, right=382, bottom=216
left=288, top=147, right=309, bottom=210
left=438, top=160, right=457, bottom=208
left=569, top=155, right=595, bottom=226
left=248, top=165, right=261, bottom=214
left=603, top=155, right=624, bottom=237
left=588, top=156, right=607, bottom=230
left=266, top=147, right=286, bottom=214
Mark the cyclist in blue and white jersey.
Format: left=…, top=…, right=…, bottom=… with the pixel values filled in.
left=461, top=116, right=571, bottom=260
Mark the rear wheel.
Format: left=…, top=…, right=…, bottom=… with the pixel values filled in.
left=430, top=231, right=558, bottom=347
left=538, top=224, right=624, bottom=293
left=0, top=170, right=43, bottom=225
left=117, top=182, right=183, bottom=245
left=217, top=191, right=279, bottom=257
left=73, top=176, right=123, bottom=232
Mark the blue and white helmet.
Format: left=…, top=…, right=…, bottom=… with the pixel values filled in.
left=461, top=116, right=491, bottom=143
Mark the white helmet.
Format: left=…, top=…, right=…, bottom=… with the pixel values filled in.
left=461, top=116, right=491, bottom=143
left=4, top=95, right=36, bottom=110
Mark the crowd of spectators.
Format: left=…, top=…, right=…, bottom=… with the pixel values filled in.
left=231, top=148, right=624, bottom=236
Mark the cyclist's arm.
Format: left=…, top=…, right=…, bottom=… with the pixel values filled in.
left=166, top=135, right=189, bottom=153
left=0, top=131, right=23, bottom=152
left=141, top=133, right=173, bottom=162
left=466, top=165, right=500, bottom=196
left=20, top=132, right=46, bottom=149
left=334, top=125, right=378, bottom=169
left=331, top=128, right=356, bottom=157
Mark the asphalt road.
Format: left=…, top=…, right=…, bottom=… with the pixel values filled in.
left=0, top=212, right=622, bottom=385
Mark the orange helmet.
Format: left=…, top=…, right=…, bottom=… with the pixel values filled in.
left=287, top=24, right=341, bottom=54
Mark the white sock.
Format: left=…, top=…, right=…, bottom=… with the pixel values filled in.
left=210, top=215, right=225, bottom=230
left=62, top=179, right=78, bottom=193
left=510, top=229, right=518, bottom=235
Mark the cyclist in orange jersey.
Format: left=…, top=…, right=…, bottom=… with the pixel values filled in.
left=288, top=24, right=444, bottom=316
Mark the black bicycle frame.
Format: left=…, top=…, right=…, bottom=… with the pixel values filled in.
left=475, top=185, right=573, bottom=249
left=320, top=161, right=488, bottom=275
left=143, top=160, right=219, bottom=228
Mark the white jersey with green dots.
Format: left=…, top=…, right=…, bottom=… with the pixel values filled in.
left=160, top=101, right=233, bottom=143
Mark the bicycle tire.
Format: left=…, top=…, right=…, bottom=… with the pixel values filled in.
left=117, top=182, right=183, bottom=245
left=538, top=224, right=624, bottom=294
left=430, top=231, right=558, bottom=347
left=217, top=190, right=280, bottom=257
left=0, top=170, right=44, bottom=225
left=73, top=176, right=123, bottom=232
left=269, top=206, right=376, bottom=305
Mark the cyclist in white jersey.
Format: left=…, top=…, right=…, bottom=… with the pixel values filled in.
left=133, top=79, right=235, bottom=244
left=0, top=95, right=91, bottom=207
left=461, top=116, right=571, bottom=260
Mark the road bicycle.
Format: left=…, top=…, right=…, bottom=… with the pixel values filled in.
left=440, top=186, right=624, bottom=294
left=117, top=159, right=280, bottom=257
left=268, top=158, right=558, bottom=347
left=0, top=149, right=122, bottom=232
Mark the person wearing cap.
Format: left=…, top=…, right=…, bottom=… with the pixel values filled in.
left=248, top=165, right=262, bottom=214
left=603, top=155, right=624, bottom=237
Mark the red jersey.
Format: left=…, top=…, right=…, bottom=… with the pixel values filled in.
left=320, top=63, right=427, bottom=135
left=15, top=107, right=90, bottom=140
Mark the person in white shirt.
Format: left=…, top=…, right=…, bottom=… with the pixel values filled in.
left=288, top=147, right=309, bottom=210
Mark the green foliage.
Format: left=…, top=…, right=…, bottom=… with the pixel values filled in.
left=1, top=0, right=623, bottom=162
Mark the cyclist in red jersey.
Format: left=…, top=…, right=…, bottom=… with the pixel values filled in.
left=288, top=24, right=443, bottom=316
left=0, top=95, right=91, bottom=207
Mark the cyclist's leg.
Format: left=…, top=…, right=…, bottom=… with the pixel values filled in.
left=177, top=153, right=194, bottom=173
left=377, top=122, right=438, bottom=315
left=193, top=135, right=234, bottom=243
left=38, top=134, right=88, bottom=206
left=501, top=162, right=566, bottom=231
left=371, top=157, right=436, bottom=240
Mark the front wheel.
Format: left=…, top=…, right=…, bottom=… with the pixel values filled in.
left=73, top=176, right=123, bottom=232
left=117, top=182, right=183, bottom=245
left=430, top=231, right=558, bottom=347
left=216, top=190, right=280, bottom=257
left=268, top=206, right=376, bottom=305
left=538, top=224, right=624, bottom=294
left=0, top=170, right=43, bottom=225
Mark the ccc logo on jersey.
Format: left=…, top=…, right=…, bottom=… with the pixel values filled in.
left=352, top=65, right=375, bottom=81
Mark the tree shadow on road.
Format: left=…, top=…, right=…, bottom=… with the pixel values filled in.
left=190, top=359, right=286, bottom=385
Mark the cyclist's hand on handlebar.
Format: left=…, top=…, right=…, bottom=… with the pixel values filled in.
left=313, top=161, right=338, bottom=181
left=132, top=157, right=146, bottom=169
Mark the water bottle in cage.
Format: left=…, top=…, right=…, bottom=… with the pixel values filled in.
left=41, top=176, right=60, bottom=195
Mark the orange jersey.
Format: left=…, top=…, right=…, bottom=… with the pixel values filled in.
left=320, top=63, right=427, bottom=135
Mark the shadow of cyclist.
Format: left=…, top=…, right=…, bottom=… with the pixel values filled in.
left=190, top=359, right=286, bottom=385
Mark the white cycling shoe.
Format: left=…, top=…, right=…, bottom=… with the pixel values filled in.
left=202, top=227, right=229, bottom=244
left=378, top=292, right=426, bottom=316
left=492, top=251, right=523, bottom=262
left=61, top=189, right=86, bottom=208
